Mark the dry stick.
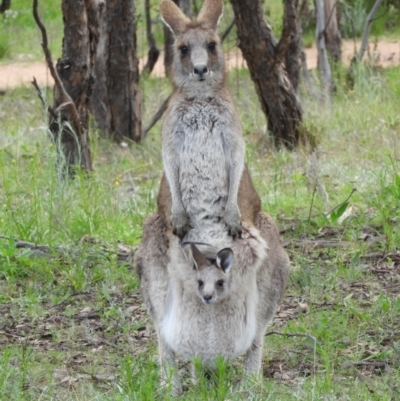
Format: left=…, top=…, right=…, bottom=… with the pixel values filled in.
left=307, top=185, right=317, bottom=224
left=141, top=95, right=171, bottom=140
left=265, top=330, right=318, bottom=345
left=31, top=77, right=57, bottom=118
left=32, top=0, right=82, bottom=137
left=0, top=234, right=66, bottom=252
left=221, top=18, right=235, bottom=44
left=0, top=235, right=133, bottom=262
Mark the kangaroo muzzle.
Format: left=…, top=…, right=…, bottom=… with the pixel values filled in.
left=193, top=64, right=209, bottom=80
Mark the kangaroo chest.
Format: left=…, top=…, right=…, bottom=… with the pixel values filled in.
left=172, top=100, right=231, bottom=225
left=161, top=280, right=258, bottom=364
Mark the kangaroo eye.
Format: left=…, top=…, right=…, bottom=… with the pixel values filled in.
left=180, top=45, right=189, bottom=55
left=208, top=42, right=216, bottom=51
left=216, top=280, right=224, bottom=288
left=198, top=280, right=204, bottom=288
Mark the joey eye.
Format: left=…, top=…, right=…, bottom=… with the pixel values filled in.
left=180, top=45, right=189, bottom=55
left=198, top=280, right=204, bottom=288
left=216, top=280, right=224, bottom=288
left=208, top=42, right=216, bottom=51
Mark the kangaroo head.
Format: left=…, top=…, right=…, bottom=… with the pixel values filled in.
left=189, top=244, right=233, bottom=305
left=160, top=0, right=225, bottom=92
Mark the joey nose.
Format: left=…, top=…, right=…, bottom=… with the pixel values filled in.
left=193, top=64, right=209, bottom=80
left=203, top=295, right=213, bottom=303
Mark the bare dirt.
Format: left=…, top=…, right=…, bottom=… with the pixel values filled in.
left=0, top=40, right=399, bottom=90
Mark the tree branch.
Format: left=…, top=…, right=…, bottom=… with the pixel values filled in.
left=274, top=0, right=297, bottom=66
left=355, top=0, right=384, bottom=63
left=31, top=77, right=57, bottom=118
left=221, top=18, right=235, bottom=44
left=32, top=0, right=82, bottom=136
left=141, top=95, right=171, bottom=140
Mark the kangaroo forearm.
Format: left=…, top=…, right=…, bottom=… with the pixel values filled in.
left=162, top=154, right=183, bottom=212
left=227, top=160, right=244, bottom=207
left=225, top=132, right=245, bottom=208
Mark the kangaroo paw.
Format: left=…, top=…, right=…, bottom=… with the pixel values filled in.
left=224, top=205, right=242, bottom=238
left=171, top=211, right=189, bottom=238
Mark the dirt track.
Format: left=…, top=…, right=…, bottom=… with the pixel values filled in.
left=0, top=40, right=399, bottom=90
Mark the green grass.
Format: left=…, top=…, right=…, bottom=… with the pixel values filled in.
left=1, top=0, right=400, bottom=399
left=0, top=62, right=399, bottom=399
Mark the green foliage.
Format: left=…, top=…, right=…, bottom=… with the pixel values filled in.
left=339, top=0, right=400, bottom=38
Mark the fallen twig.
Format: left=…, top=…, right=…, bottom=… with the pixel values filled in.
left=284, top=239, right=351, bottom=249
left=0, top=235, right=134, bottom=263
left=342, top=360, right=388, bottom=370
left=265, top=330, right=318, bottom=344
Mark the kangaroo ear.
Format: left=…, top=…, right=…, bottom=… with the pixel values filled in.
left=160, top=0, right=191, bottom=36
left=197, top=0, right=223, bottom=30
left=216, top=248, right=233, bottom=273
left=190, top=244, right=210, bottom=271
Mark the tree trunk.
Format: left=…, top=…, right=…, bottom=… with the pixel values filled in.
left=347, top=0, right=384, bottom=87
left=315, top=0, right=333, bottom=101
left=164, top=0, right=191, bottom=77
left=324, top=0, right=341, bottom=62
left=229, top=0, right=302, bottom=149
left=284, top=0, right=302, bottom=93
left=179, top=0, right=192, bottom=17
left=142, top=0, right=160, bottom=75
left=50, top=0, right=95, bottom=173
left=91, top=0, right=142, bottom=142
left=0, top=0, right=11, bottom=13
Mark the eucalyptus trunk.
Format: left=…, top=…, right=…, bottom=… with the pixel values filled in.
left=229, top=0, right=302, bottom=148
left=90, top=0, right=142, bottom=142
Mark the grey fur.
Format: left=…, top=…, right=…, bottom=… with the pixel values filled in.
left=160, top=0, right=245, bottom=238
left=134, top=212, right=290, bottom=390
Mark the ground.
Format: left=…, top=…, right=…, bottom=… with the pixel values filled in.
left=1, top=39, right=399, bottom=90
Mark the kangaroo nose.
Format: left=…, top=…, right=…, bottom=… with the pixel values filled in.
left=203, top=294, right=213, bottom=303
left=193, top=64, right=209, bottom=80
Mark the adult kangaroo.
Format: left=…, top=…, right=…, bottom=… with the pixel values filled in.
left=158, top=0, right=260, bottom=239
left=134, top=211, right=290, bottom=391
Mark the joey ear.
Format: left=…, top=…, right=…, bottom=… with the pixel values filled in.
left=160, top=0, right=191, bottom=36
left=190, top=244, right=210, bottom=271
left=216, top=248, right=233, bottom=273
left=197, top=0, right=224, bottom=30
